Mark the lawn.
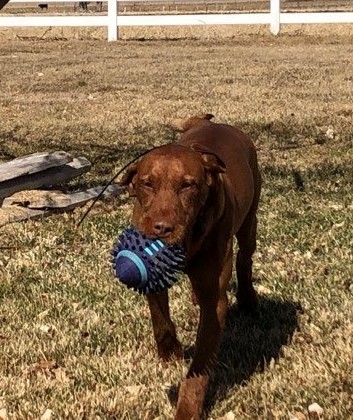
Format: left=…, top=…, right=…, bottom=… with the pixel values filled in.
left=0, top=24, right=353, bottom=419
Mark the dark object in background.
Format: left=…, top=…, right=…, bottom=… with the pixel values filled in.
left=293, top=169, right=305, bottom=191
left=79, top=1, right=88, bottom=11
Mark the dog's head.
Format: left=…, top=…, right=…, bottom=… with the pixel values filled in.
left=121, top=144, right=225, bottom=246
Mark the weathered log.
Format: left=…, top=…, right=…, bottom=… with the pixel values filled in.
left=0, top=156, right=91, bottom=199
left=0, top=151, right=73, bottom=183
left=3, top=184, right=121, bottom=209
left=3, top=190, right=71, bottom=208
left=0, top=184, right=123, bottom=227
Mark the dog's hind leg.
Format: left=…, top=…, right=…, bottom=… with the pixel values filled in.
left=235, top=210, right=258, bottom=312
left=147, top=291, right=183, bottom=361
left=235, top=165, right=261, bottom=313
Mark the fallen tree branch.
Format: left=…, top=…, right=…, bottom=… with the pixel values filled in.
left=0, top=156, right=91, bottom=199
left=0, top=151, right=73, bottom=183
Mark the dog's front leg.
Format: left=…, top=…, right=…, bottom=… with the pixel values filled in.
left=175, top=256, right=231, bottom=420
left=147, top=290, right=183, bottom=361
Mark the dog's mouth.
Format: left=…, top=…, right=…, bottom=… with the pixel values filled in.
left=135, top=223, right=187, bottom=248
left=160, top=235, right=185, bottom=248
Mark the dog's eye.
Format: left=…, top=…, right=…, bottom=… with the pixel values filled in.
left=180, top=180, right=195, bottom=190
left=140, top=180, right=153, bottom=190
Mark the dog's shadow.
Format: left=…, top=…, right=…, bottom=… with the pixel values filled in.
left=206, top=296, right=300, bottom=412
left=169, top=295, right=300, bottom=413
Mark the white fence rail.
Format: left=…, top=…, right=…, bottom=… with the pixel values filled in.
left=0, top=0, right=353, bottom=41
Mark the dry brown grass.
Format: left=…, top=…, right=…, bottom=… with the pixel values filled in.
left=0, top=24, right=353, bottom=419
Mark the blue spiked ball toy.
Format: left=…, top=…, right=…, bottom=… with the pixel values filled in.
left=111, top=226, right=185, bottom=294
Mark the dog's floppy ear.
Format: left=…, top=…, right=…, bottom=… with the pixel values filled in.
left=120, top=161, right=138, bottom=196
left=191, top=143, right=226, bottom=186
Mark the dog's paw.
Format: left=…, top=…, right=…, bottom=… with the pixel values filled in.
left=237, top=288, right=258, bottom=313
left=174, top=376, right=208, bottom=420
left=175, top=403, right=200, bottom=420
left=157, top=333, right=183, bottom=361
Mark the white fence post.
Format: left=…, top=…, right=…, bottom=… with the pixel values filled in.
left=108, top=0, right=118, bottom=41
left=270, top=0, right=280, bottom=35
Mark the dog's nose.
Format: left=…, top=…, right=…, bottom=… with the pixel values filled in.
left=153, top=221, right=174, bottom=237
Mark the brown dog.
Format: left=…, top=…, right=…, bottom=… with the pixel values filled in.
left=121, top=114, right=261, bottom=419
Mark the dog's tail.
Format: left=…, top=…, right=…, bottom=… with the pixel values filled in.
left=168, top=114, right=214, bottom=132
